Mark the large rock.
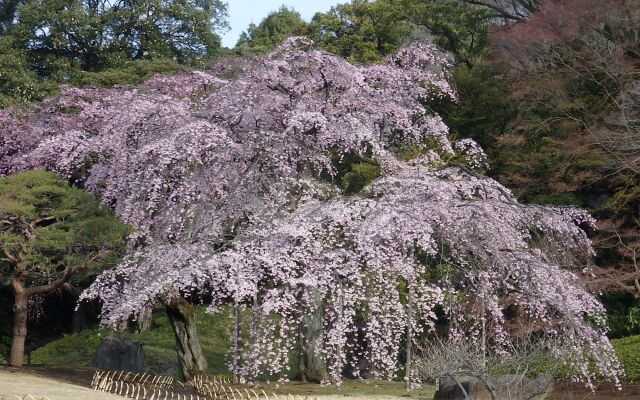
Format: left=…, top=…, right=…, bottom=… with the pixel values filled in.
left=434, top=374, right=551, bottom=400
left=90, top=337, right=144, bottom=372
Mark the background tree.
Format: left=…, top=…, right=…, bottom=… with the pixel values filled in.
left=308, top=0, right=414, bottom=63
left=404, top=0, right=490, bottom=67
left=9, top=0, right=228, bottom=72
left=0, top=36, right=56, bottom=107
left=0, top=169, right=130, bottom=366
left=0, top=0, right=24, bottom=34
left=0, top=0, right=228, bottom=107
left=484, top=0, right=640, bottom=335
left=402, top=1, right=513, bottom=150
left=235, top=6, right=309, bottom=54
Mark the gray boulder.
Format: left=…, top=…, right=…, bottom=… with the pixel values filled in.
left=434, top=374, right=552, bottom=400
left=90, top=336, right=144, bottom=372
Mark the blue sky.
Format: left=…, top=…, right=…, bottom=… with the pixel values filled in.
left=221, top=0, right=343, bottom=48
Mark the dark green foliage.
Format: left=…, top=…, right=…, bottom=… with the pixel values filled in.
left=305, top=0, right=489, bottom=65
left=309, top=0, right=414, bottom=63
left=0, top=170, right=130, bottom=279
left=433, top=64, right=514, bottom=150
left=0, top=36, right=57, bottom=107
left=233, top=0, right=416, bottom=60
left=0, top=0, right=24, bottom=34
left=75, top=58, right=186, bottom=87
left=602, top=292, right=640, bottom=339
left=628, top=305, right=640, bottom=331
left=0, top=285, right=87, bottom=363
left=325, top=150, right=381, bottom=194
left=341, top=163, right=381, bottom=194
left=403, top=0, right=489, bottom=66
left=8, top=0, right=227, bottom=73
left=0, top=170, right=130, bottom=365
left=0, top=0, right=228, bottom=107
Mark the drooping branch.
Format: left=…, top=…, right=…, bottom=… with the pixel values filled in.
left=0, top=36, right=622, bottom=386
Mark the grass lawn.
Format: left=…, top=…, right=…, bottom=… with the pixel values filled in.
left=264, top=379, right=435, bottom=399
left=612, top=335, right=640, bottom=382
left=31, top=306, right=231, bottom=376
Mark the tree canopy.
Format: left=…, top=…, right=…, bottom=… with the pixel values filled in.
left=308, top=0, right=414, bottom=63
left=235, top=6, right=309, bottom=54
left=0, top=37, right=622, bottom=386
left=0, top=0, right=228, bottom=106
left=487, top=0, right=640, bottom=299
left=6, top=0, right=228, bottom=69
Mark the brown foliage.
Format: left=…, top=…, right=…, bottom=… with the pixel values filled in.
left=489, top=0, right=640, bottom=295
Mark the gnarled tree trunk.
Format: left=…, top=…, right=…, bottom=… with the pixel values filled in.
left=298, top=289, right=328, bottom=383
left=165, top=296, right=208, bottom=380
left=136, top=307, right=153, bottom=333
left=5, top=249, right=105, bottom=367
left=9, top=292, right=28, bottom=367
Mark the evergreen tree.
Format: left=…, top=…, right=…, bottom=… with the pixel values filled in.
left=0, top=170, right=130, bottom=366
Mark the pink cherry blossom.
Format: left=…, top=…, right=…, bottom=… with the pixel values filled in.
left=0, top=37, right=621, bottom=386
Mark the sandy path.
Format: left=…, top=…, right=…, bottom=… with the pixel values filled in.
left=0, top=368, right=121, bottom=400
left=0, top=368, right=424, bottom=400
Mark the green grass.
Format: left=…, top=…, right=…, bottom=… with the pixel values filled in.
left=612, top=335, right=640, bottom=382
left=30, top=328, right=103, bottom=367
left=32, top=306, right=232, bottom=376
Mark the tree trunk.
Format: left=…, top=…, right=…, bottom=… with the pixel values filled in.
left=230, top=303, right=242, bottom=381
left=136, top=307, right=153, bottom=333
left=165, top=296, right=208, bottom=380
left=4, top=248, right=104, bottom=368
left=405, top=280, right=413, bottom=390
left=298, top=289, right=328, bottom=383
left=10, top=293, right=29, bottom=367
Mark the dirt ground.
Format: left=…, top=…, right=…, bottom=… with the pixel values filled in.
left=0, top=367, right=121, bottom=400
left=1, top=365, right=639, bottom=400
left=546, top=380, right=640, bottom=400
